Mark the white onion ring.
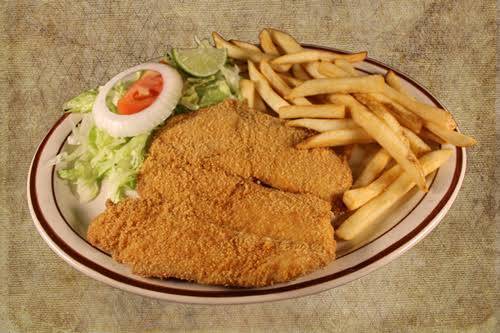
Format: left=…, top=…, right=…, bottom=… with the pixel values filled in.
left=93, top=63, right=183, bottom=137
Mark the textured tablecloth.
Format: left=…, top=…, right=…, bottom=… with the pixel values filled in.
left=0, top=1, right=497, bottom=332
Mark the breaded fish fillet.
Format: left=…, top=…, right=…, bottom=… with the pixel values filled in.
left=88, top=194, right=334, bottom=287
left=140, top=100, right=352, bottom=202
left=87, top=100, right=352, bottom=287
left=135, top=160, right=335, bottom=253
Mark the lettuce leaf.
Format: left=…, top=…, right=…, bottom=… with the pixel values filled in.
left=177, top=65, right=239, bottom=111
left=63, top=89, right=98, bottom=113
left=219, top=64, right=241, bottom=95
left=56, top=36, right=241, bottom=202
left=54, top=114, right=149, bottom=203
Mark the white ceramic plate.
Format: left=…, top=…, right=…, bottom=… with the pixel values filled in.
left=27, top=45, right=466, bottom=304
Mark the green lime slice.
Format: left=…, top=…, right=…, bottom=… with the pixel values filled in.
left=172, top=47, right=227, bottom=77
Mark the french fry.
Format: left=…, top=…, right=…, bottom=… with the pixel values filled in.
left=419, top=127, right=445, bottom=144
left=259, top=29, right=280, bottom=55
left=224, top=28, right=477, bottom=241
left=385, top=70, right=415, bottom=100
left=401, top=127, right=432, bottom=156
left=382, top=84, right=456, bottom=130
left=267, top=28, right=304, bottom=53
left=348, top=144, right=370, bottom=179
left=248, top=61, right=289, bottom=114
left=363, top=93, right=423, bottom=133
left=266, top=29, right=309, bottom=81
left=354, top=94, right=403, bottom=132
left=241, top=70, right=267, bottom=112
left=286, top=118, right=359, bottom=132
left=318, top=61, right=351, bottom=78
left=279, top=104, right=345, bottom=119
left=289, top=99, right=313, bottom=108
left=373, top=107, right=405, bottom=138
left=303, top=62, right=328, bottom=79
left=337, top=149, right=453, bottom=240
left=258, top=29, right=291, bottom=72
left=346, top=96, right=428, bottom=191
left=287, top=75, right=385, bottom=99
left=259, top=60, right=294, bottom=96
left=353, top=94, right=409, bottom=147
left=239, top=79, right=256, bottom=108
left=272, top=50, right=367, bottom=65
left=343, top=164, right=402, bottom=211
left=253, top=89, right=267, bottom=112
left=385, top=105, right=423, bottom=133
left=292, top=64, right=311, bottom=80
left=259, top=61, right=311, bottom=105
left=425, top=122, right=477, bottom=147
left=212, top=32, right=273, bottom=63
left=230, top=40, right=261, bottom=52
left=278, top=73, right=304, bottom=87
left=326, top=93, right=356, bottom=107
left=296, top=128, right=374, bottom=149
left=353, top=148, right=391, bottom=188
left=334, top=59, right=363, bottom=77
left=342, top=144, right=355, bottom=160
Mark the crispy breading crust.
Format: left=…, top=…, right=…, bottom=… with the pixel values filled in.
left=142, top=100, right=351, bottom=202
left=89, top=198, right=333, bottom=287
left=87, top=100, right=352, bottom=287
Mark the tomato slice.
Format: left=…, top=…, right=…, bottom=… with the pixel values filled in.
left=117, top=71, right=163, bottom=115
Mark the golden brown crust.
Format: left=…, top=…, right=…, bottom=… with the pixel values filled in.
left=144, top=100, right=352, bottom=202
left=87, top=100, right=352, bottom=287
left=88, top=198, right=334, bottom=287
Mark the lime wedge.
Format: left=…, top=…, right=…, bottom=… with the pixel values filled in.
left=172, top=47, right=227, bottom=77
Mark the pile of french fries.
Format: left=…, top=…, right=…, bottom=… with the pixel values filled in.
left=212, top=29, right=477, bottom=241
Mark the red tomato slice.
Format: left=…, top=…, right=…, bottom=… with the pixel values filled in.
left=117, top=71, right=163, bottom=115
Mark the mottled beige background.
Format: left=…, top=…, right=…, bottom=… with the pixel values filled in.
left=0, top=1, right=497, bottom=332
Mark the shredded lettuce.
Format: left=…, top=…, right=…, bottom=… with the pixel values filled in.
left=219, top=64, right=241, bottom=95
left=58, top=77, right=150, bottom=202
left=54, top=113, right=149, bottom=203
left=63, top=72, right=141, bottom=115
left=56, top=36, right=240, bottom=203
left=57, top=83, right=151, bottom=203
left=198, top=80, right=232, bottom=108
left=176, top=66, right=240, bottom=111
left=56, top=88, right=149, bottom=203
left=63, top=89, right=98, bottom=113
left=105, top=133, right=149, bottom=202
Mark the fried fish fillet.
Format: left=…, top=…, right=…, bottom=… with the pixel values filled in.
left=87, top=100, right=352, bottom=287
left=139, top=100, right=352, bottom=202
left=88, top=162, right=336, bottom=286
left=88, top=188, right=335, bottom=287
